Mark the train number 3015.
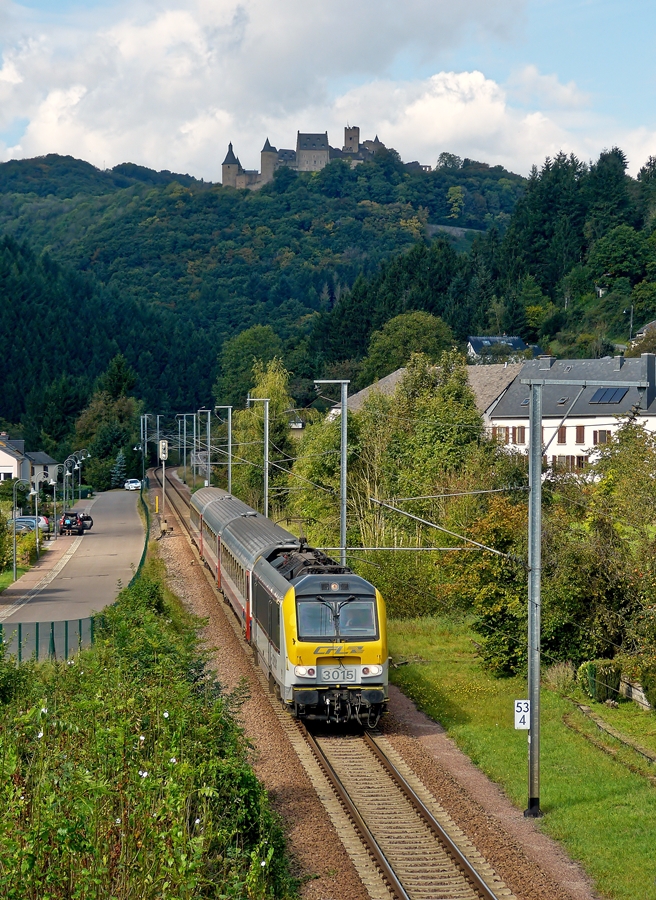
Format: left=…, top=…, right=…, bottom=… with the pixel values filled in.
left=320, top=667, right=356, bottom=682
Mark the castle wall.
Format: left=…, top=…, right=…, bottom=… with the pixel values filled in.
left=222, top=163, right=239, bottom=188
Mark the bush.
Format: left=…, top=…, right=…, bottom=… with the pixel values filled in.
left=577, top=659, right=621, bottom=702
left=0, top=556, right=296, bottom=899
left=639, top=663, right=656, bottom=709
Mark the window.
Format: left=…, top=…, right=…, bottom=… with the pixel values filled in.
left=516, top=426, right=526, bottom=445
left=492, top=427, right=509, bottom=444
left=575, top=425, right=585, bottom=444
left=557, top=397, right=569, bottom=406
left=296, top=597, right=378, bottom=641
left=589, top=388, right=628, bottom=404
left=593, top=430, right=611, bottom=445
left=557, top=427, right=567, bottom=444
left=576, top=456, right=588, bottom=469
left=520, top=398, right=529, bottom=407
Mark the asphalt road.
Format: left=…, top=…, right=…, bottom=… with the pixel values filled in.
left=2, top=490, right=144, bottom=624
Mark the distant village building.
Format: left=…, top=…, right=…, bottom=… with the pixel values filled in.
left=489, top=354, right=656, bottom=470
left=0, top=435, right=58, bottom=486
left=467, top=336, right=529, bottom=363
left=222, top=126, right=400, bottom=190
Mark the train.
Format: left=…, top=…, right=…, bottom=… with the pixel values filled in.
left=188, top=486, right=388, bottom=726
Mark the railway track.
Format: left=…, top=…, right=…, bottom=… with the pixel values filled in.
left=151, top=467, right=512, bottom=900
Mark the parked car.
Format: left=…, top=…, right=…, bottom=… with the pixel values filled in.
left=9, top=519, right=36, bottom=534
left=59, top=511, right=84, bottom=536
left=80, top=514, right=93, bottom=530
left=124, top=479, right=141, bottom=491
left=8, top=516, right=49, bottom=533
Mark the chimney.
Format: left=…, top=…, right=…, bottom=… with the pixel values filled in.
left=538, top=356, right=555, bottom=370
left=641, top=353, right=656, bottom=407
left=614, top=355, right=624, bottom=370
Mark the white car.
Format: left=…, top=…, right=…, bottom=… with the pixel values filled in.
left=124, top=479, right=142, bottom=491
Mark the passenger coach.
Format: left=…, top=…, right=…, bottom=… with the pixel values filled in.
left=189, top=487, right=388, bottom=726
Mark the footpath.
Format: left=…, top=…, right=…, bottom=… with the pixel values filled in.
left=0, top=534, right=79, bottom=623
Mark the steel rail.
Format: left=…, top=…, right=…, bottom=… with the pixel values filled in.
left=363, top=731, right=500, bottom=900
left=298, top=723, right=411, bottom=900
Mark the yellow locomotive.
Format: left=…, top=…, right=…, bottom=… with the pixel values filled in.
left=190, top=487, right=388, bottom=726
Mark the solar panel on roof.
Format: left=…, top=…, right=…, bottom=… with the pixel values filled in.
left=589, top=387, right=628, bottom=404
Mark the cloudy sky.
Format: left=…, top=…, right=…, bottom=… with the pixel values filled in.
left=1, top=0, right=655, bottom=179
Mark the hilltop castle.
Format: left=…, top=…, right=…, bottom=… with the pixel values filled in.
left=222, top=126, right=389, bottom=189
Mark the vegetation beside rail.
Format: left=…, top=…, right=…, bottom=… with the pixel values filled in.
left=389, top=617, right=656, bottom=900
left=0, top=554, right=296, bottom=899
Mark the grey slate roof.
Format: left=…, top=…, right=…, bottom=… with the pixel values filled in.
left=297, top=132, right=329, bottom=151
left=262, top=138, right=276, bottom=153
left=492, top=355, right=656, bottom=419
left=277, top=149, right=296, bottom=162
left=222, top=143, right=238, bottom=165
left=25, top=451, right=59, bottom=465
left=344, top=363, right=522, bottom=415
left=0, top=440, right=23, bottom=460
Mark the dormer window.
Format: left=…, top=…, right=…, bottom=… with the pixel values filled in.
left=557, top=397, right=568, bottom=406
left=520, top=398, right=529, bottom=407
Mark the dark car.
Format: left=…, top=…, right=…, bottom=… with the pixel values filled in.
left=59, top=511, right=84, bottom=536
left=80, top=514, right=93, bottom=530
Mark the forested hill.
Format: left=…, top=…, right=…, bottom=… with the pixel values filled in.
left=0, top=149, right=524, bottom=423
left=4, top=145, right=656, bottom=436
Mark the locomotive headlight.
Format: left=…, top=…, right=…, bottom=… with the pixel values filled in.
left=362, top=665, right=383, bottom=677
left=294, top=666, right=316, bottom=678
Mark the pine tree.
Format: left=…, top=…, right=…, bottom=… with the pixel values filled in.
left=110, top=449, right=126, bottom=487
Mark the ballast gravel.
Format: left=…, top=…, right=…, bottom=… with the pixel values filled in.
left=153, top=488, right=601, bottom=900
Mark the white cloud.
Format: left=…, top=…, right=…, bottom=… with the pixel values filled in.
left=0, top=0, right=654, bottom=177
left=507, top=64, right=589, bottom=110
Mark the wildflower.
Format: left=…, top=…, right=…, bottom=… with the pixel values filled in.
left=170, top=757, right=177, bottom=764
left=41, top=707, right=47, bottom=714
left=37, top=731, right=43, bottom=739
left=195, top=818, right=200, bottom=824
left=139, top=735, right=145, bottom=742
left=260, top=861, right=266, bottom=867
left=115, top=818, right=121, bottom=825
left=67, top=660, right=75, bottom=666
left=139, top=770, right=148, bottom=778
left=163, top=711, right=169, bottom=718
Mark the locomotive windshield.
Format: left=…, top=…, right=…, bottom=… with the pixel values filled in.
left=296, top=596, right=377, bottom=641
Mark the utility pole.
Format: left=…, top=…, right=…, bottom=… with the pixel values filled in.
left=193, top=413, right=197, bottom=487
left=521, top=365, right=648, bottom=817
left=315, top=379, right=349, bottom=566
left=215, top=406, right=233, bottom=494
left=247, top=397, right=269, bottom=516
left=526, top=381, right=542, bottom=818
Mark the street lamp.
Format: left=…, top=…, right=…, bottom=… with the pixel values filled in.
left=32, top=472, right=55, bottom=560
left=72, top=449, right=90, bottom=501
left=63, top=455, right=79, bottom=510
left=315, top=379, right=350, bottom=567
left=12, top=479, right=30, bottom=581
left=247, top=397, right=270, bottom=517
left=49, top=464, right=65, bottom=539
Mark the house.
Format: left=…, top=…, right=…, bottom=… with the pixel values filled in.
left=489, top=354, right=656, bottom=470
left=0, top=434, right=58, bottom=485
left=467, top=336, right=529, bottom=362
left=328, top=362, right=522, bottom=424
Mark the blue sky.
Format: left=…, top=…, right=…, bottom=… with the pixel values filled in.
left=1, top=0, right=655, bottom=178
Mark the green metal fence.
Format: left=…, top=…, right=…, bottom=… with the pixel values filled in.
left=0, top=616, right=95, bottom=662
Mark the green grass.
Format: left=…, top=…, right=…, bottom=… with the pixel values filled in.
left=389, top=617, right=656, bottom=900
left=0, top=568, right=28, bottom=593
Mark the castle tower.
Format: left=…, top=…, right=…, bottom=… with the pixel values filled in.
left=343, top=125, right=360, bottom=153
left=222, top=143, right=241, bottom=187
left=261, top=137, right=278, bottom=184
